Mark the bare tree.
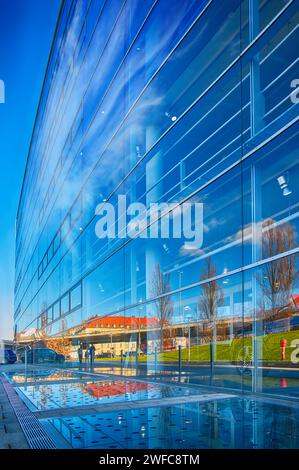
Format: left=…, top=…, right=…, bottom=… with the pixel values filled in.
left=45, top=337, right=72, bottom=359
left=258, top=219, right=298, bottom=325
left=152, top=263, right=173, bottom=352
left=198, top=258, right=224, bottom=365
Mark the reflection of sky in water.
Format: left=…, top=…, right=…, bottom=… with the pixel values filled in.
left=42, top=398, right=299, bottom=449
left=154, top=374, right=299, bottom=398
left=17, top=380, right=196, bottom=411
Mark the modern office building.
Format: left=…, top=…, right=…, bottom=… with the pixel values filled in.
left=15, top=0, right=299, bottom=396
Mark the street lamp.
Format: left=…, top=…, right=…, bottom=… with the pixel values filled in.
left=136, top=300, right=143, bottom=365
left=184, top=306, right=193, bottom=362
left=177, top=270, right=183, bottom=323
left=184, top=305, right=199, bottom=362
left=138, top=301, right=143, bottom=354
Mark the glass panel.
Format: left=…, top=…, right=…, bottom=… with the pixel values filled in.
left=48, top=241, right=54, bottom=262
left=48, top=306, right=54, bottom=323
left=242, top=123, right=299, bottom=266
left=244, top=253, right=299, bottom=398
left=53, top=230, right=60, bottom=254
left=60, top=293, right=70, bottom=316
left=70, top=284, right=82, bottom=310
left=53, top=301, right=60, bottom=321
left=14, top=0, right=299, bottom=405
left=61, top=214, right=71, bottom=241
left=42, top=253, right=47, bottom=271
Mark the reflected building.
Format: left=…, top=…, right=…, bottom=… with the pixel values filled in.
left=15, top=0, right=299, bottom=396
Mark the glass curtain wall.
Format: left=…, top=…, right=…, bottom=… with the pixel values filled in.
left=15, top=0, right=299, bottom=398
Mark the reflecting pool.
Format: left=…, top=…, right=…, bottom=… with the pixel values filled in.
left=41, top=398, right=299, bottom=449
left=5, top=369, right=103, bottom=384
left=17, top=380, right=200, bottom=411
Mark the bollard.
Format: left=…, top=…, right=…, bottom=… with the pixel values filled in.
left=135, top=349, right=138, bottom=369
left=178, top=345, right=182, bottom=382
left=210, top=342, right=214, bottom=383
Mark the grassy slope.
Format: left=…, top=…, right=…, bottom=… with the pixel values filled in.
left=93, top=330, right=299, bottom=363
left=160, top=330, right=299, bottom=362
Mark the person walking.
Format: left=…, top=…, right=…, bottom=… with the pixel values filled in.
left=78, top=345, right=83, bottom=365
left=85, top=349, right=90, bottom=364
left=89, top=344, right=95, bottom=367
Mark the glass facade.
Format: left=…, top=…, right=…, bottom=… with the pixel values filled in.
left=15, top=0, right=299, bottom=398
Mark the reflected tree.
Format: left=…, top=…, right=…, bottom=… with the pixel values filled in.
left=198, top=258, right=224, bottom=369
left=258, top=219, right=298, bottom=325
left=46, top=337, right=72, bottom=357
left=152, top=263, right=173, bottom=352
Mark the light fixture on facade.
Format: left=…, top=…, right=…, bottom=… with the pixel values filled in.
left=277, top=174, right=292, bottom=196
left=283, top=187, right=292, bottom=196
left=136, top=145, right=141, bottom=158
left=165, top=111, right=177, bottom=122
left=223, top=267, right=229, bottom=284
left=163, top=243, right=170, bottom=253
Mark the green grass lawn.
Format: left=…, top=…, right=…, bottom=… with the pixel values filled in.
left=160, top=330, right=299, bottom=363
left=93, top=330, right=299, bottom=364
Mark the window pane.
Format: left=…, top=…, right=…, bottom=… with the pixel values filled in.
left=48, top=242, right=54, bottom=261
left=38, top=263, right=43, bottom=278
left=61, top=215, right=71, bottom=241
left=42, top=254, right=47, bottom=271
left=70, top=284, right=82, bottom=310
left=48, top=306, right=54, bottom=322
left=60, top=293, right=70, bottom=316
left=53, top=301, right=60, bottom=320
left=53, top=231, right=61, bottom=253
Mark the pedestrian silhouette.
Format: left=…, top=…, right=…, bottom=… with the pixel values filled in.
left=89, top=344, right=95, bottom=367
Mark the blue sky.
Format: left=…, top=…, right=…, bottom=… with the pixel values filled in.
left=0, top=0, right=61, bottom=339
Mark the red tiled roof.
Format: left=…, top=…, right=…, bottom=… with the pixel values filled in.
left=85, top=381, right=156, bottom=398
left=85, top=315, right=160, bottom=329
left=293, top=294, right=299, bottom=308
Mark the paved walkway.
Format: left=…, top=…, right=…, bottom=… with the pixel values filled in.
left=0, top=376, right=28, bottom=449
left=1, top=363, right=299, bottom=450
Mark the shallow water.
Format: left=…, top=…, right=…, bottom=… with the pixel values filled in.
left=41, top=398, right=299, bottom=449
left=17, top=379, right=199, bottom=410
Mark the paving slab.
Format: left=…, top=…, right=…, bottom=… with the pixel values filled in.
left=0, top=376, right=29, bottom=449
